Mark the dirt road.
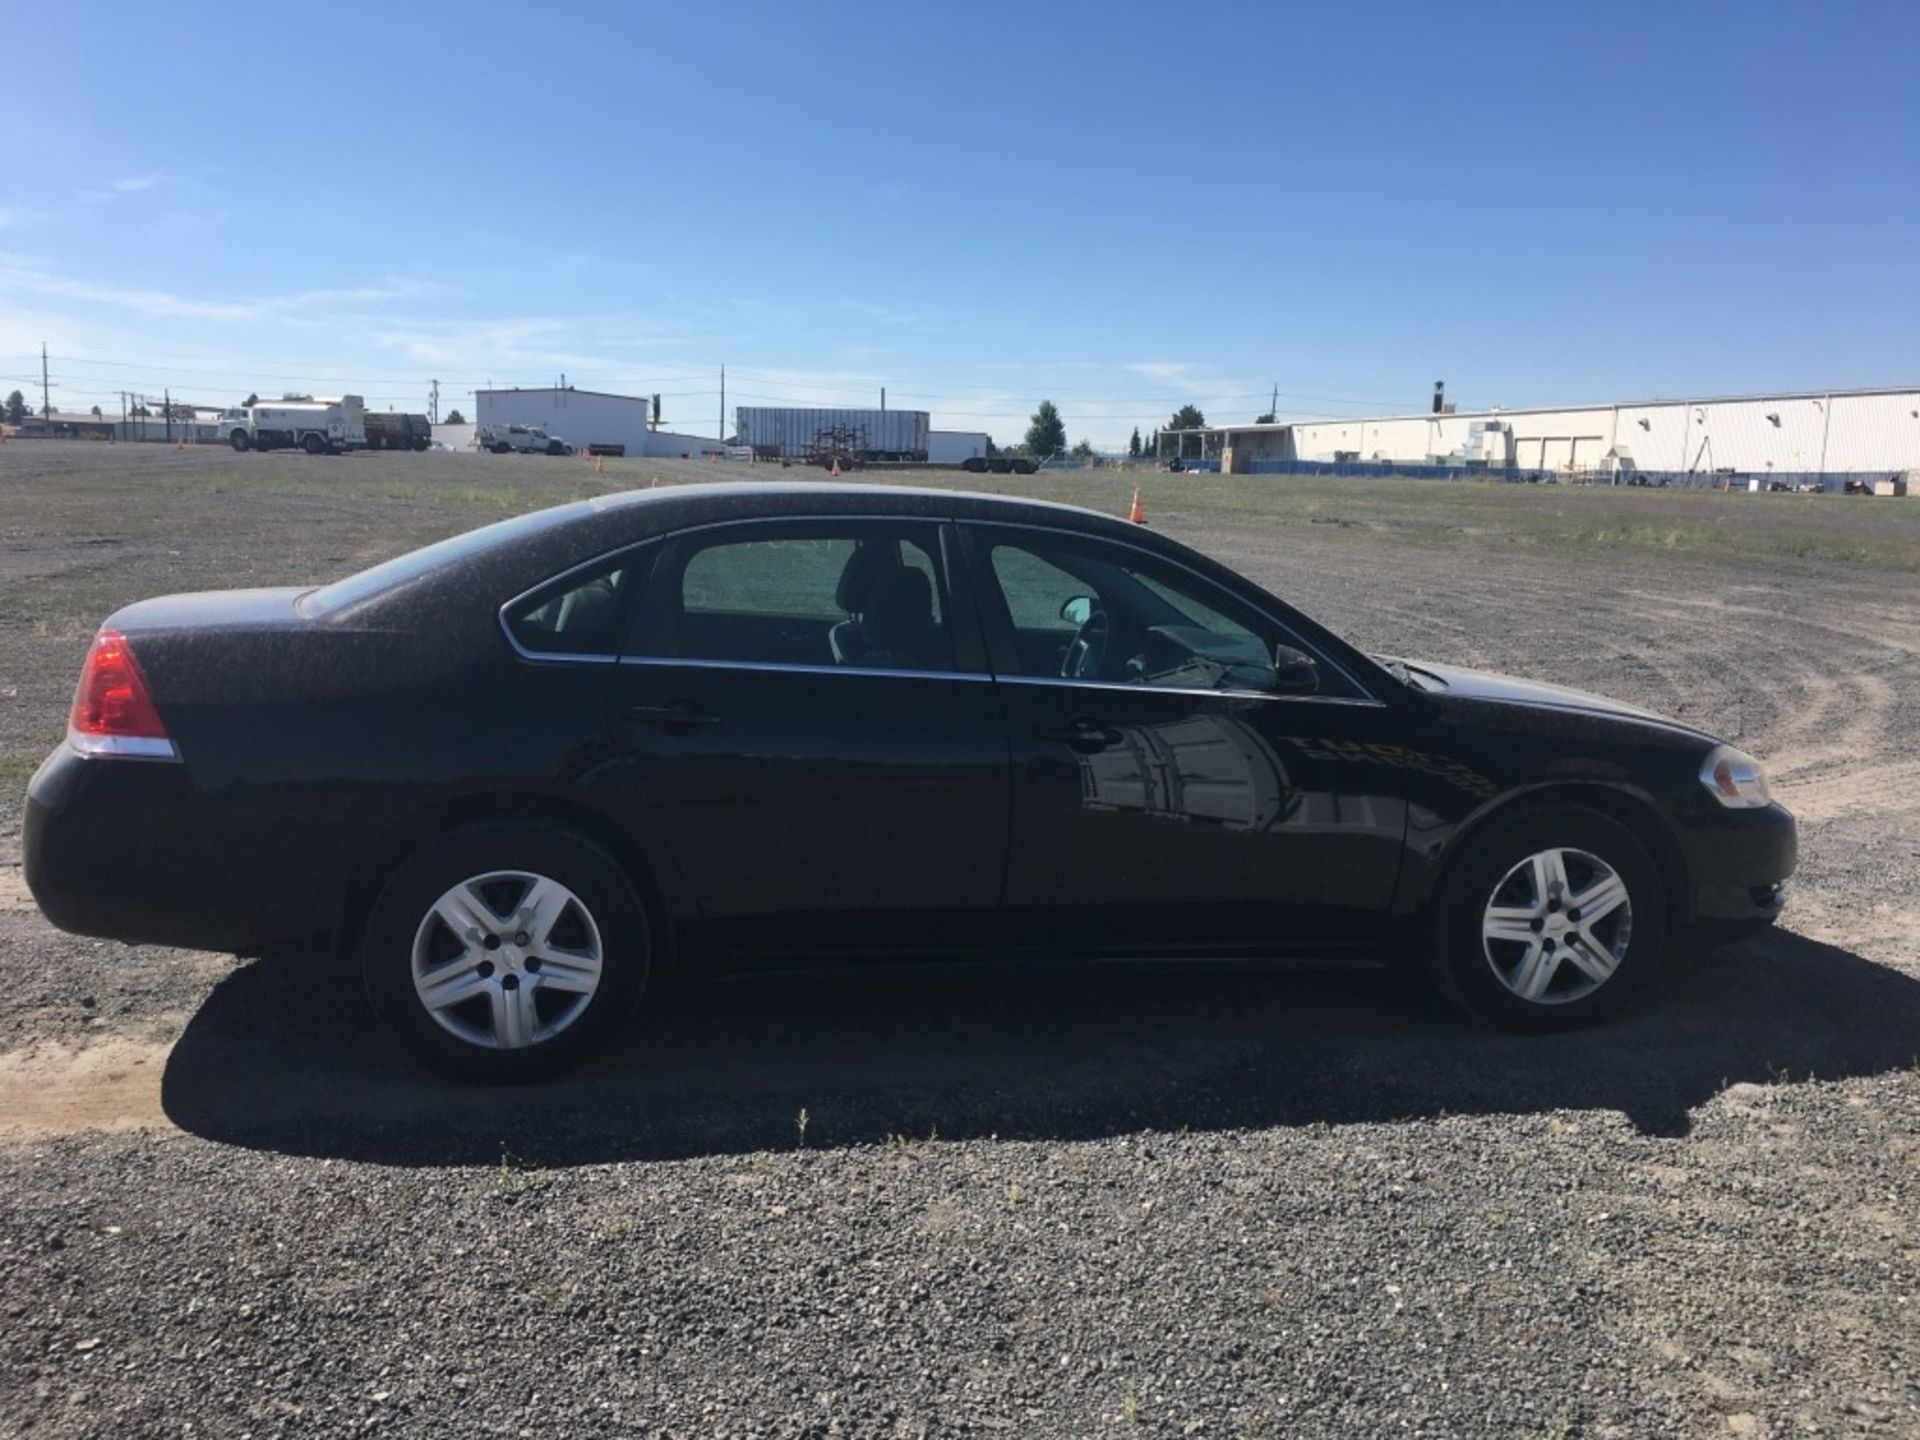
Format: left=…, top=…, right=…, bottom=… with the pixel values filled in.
left=0, top=447, right=1914, bottom=1437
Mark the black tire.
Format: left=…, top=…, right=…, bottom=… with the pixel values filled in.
left=360, top=821, right=650, bottom=1082
left=492, top=442, right=512, bottom=454
left=414, top=438, right=431, bottom=451
left=229, top=430, right=251, bottom=452
left=301, top=433, right=327, bottom=456
left=1011, top=458, right=1036, bottom=475
left=548, top=441, right=566, bottom=456
left=1428, top=804, right=1666, bottom=1031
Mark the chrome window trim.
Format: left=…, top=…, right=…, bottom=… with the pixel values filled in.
left=616, top=655, right=990, bottom=684
left=996, top=674, right=1385, bottom=707
left=498, top=513, right=957, bottom=666
left=964, top=519, right=1382, bottom=704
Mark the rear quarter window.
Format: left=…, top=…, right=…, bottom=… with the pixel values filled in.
left=504, top=551, right=654, bottom=657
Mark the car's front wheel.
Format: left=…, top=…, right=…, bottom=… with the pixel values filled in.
left=1431, top=805, right=1665, bottom=1030
left=361, top=821, right=649, bottom=1081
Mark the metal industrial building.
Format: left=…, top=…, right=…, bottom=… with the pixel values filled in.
left=474, top=387, right=723, bottom=458
left=1163, top=385, right=1920, bottom=485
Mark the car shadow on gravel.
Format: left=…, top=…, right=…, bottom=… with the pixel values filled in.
left=160, top=928, right=1920, bottom=1167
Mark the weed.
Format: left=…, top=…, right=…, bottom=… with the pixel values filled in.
left=795, top=1107, right=810, bottom=1147
left=1123, top=1382, right=1140, bottom=1425
left=1006, top=1181, right=1021, bottom=1206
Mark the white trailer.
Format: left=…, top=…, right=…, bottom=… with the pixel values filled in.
left=928, top=429, right=991, bottom=465
left=220, top=395, right=367, bottom=455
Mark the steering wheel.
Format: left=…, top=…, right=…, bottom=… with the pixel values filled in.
left=1060, top=608, right=1111, bottom=679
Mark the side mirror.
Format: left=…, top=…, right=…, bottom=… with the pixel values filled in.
left=1270, top=644, right=1320, bottom=695
left=1060, top=596, right=1094, bottom=626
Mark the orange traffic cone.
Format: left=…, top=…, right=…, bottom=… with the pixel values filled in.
left=595, top=455, right=606, bottom=476
left=1128, top=486, right=1145, bottom=524
left=649, top=475, right=659, bottom=488
left=830, top=456, right=842, bottom=478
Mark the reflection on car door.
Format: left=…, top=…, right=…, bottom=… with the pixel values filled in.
left=608, top=518, right=1010, bottom=961
left=963, top=522, right=1410, bottom=958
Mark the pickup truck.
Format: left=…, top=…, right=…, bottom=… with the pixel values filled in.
left=479, top=424, right=573, bottom=456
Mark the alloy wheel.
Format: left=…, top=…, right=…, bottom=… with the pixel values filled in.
left=410, top=870, right=604, bottom=1050
left=1481, top=846, right=1633, bottom=1004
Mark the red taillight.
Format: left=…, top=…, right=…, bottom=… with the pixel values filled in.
left=68, top=628, right=177, bottom=759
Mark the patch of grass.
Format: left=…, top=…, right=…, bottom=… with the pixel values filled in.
left=0, top=755, right=41, bottom=798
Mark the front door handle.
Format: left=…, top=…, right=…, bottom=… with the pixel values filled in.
left=624, top=701, right=720, bottom=727
left=1034, top=716, right=1123, bottom=752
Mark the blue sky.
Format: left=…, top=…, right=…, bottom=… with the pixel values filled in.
left=2, top=0, right=1915, bottom=448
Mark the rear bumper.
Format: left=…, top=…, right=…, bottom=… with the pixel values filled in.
left=1679, top=800, right=1797, bottom=925
left=24, top=745, right=336, bottom=953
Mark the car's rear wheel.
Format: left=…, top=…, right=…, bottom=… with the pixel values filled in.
left=229, top=429, right=251, bottom=452
left=1431, top=805, right=1665, bottom=1030
left=301, top=433, right=327, bottom=455
left=361, top=821, right=649, bottom=1081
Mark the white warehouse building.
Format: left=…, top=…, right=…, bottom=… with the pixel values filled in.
left=1168, top=385, right=1920, bottom=483
left=474, top=387, right=723, bottom=458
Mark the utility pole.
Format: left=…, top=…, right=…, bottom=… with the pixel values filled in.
left=165, top=388, right=172, bottom=442
left=880, top=386, right=886, bottom=412
left=719, top=364, right=725, bottom=444
left=429, top=379, right=440, bottom=424
left=1269, top=383, right=1277, bottom=420
left=41, top=343, right=51, bottom=418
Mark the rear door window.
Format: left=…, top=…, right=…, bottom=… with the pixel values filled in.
left=634, top=522, right=957, bottom=673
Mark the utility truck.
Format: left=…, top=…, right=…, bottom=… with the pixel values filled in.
left=220, top=395, right=367, bottom=455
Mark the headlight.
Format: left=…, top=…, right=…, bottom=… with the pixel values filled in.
left=1700, top=744, right=1772, bottom=809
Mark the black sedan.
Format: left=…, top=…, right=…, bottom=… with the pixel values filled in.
left=24, top=483, right=1796, bottom=1081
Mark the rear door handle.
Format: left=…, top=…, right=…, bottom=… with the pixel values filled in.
left=624, top=701, right=720, bottom=727
left=1034, top=716, right=1123, bottom=752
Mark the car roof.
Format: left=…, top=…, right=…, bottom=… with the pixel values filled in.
left=310, top=480, right=1147, bottom=620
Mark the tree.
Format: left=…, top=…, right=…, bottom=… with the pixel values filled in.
left=1024, top=400, right=1066, bottom=458
left=1069, top=439, right=1095, bottom=461
left=90, top=405, right=103, bottom=418
left=1127, top=427, right=1142, bottom=459
left=444, top=408, right=465, bottom=425
left=1254, top=412, right=1276, bottom=425
left=1168, top=404, right=1206, bottom=431
left=5, top=390, right=29, bottom=424
left=1148, top=429, right=1159, bottom=457
left=243, top=392, right=259, bottom=408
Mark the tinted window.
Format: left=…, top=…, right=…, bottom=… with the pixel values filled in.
left=642, top=525, right=954, bottom=672
left=983, top=532, right=1283, bottom=694
left=506, top=559, right=643, bottom=656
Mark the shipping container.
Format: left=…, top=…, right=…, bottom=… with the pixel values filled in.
left=735, top=407, right=930, bottom=463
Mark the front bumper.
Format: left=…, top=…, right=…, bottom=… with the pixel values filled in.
left=1679, top=800, right=1797, bottom=925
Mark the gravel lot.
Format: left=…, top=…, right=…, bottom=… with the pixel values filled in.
left=1, top=446, right=1916, bottom=1438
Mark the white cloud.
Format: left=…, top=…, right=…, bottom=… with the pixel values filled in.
left=0, top=257, right=443, bottom=322
left=79, top=175, right=162, bottom=205
left=0, top=206, right=48, bottom=230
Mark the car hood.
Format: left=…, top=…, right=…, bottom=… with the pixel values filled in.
left=1384, top=657, right=1696, bottom=730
